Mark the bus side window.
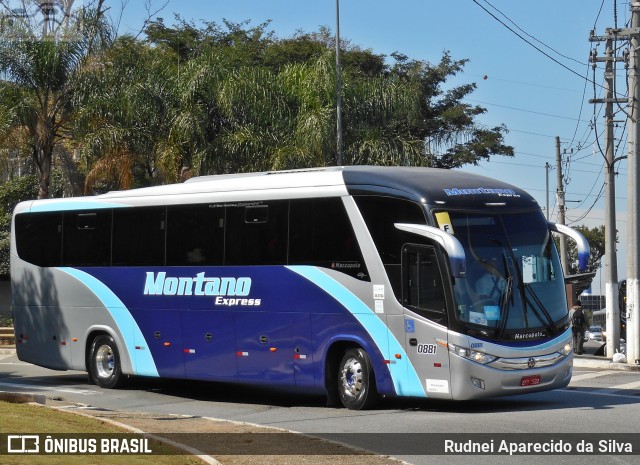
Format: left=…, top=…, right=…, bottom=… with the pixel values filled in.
left=14, top=212, right=62, bottom=267
left=289, top=198, right=369, bottom=280
left=402, top=244, right=447, bottom=324
left=166, top=204, right=224, bottom=266
left=62, top=211, right=111, bottom=266
left=225, top=201, right=288, bottom=266
left=354, top=196, right=426, bottom=297
left=112, top=207, right=166, bottom=266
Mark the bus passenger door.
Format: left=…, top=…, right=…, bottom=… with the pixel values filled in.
left=402, top=244, right=452, bottom=398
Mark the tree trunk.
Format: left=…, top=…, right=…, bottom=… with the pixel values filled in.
left=33, top=144, right=53, bottom=199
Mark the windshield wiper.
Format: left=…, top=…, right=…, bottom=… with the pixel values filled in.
left=491, top=237, right=556, bottom=338
left=490, top=240, right=513, bottom=339
left=523, top=283, right=558, bottom=335
left=494, top=273, right=513, bottom=339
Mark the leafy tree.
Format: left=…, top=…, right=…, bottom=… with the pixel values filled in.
left=0, top=173, right=65, bottom=278
left=77, top=19, right=514, bottom=185
left=389, top=52, right=513, bottom=168
left=74, top=36, right=177, bottom=191
left=145, top=16, right=275, bottom=64
left=0, top=1, right=112, bottom=198
left=0, top=175, right=38, bottom=278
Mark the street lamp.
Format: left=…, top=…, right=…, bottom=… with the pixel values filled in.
left=335, top=0, right=343, bottom=165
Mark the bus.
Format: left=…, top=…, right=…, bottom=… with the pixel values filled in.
left=10, top=166, right=589, bottom=410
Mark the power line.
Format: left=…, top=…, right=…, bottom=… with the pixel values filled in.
left=471, top=0, right=596, bottom=85
left=480, top=159, right=619, bottom=175
left=568, top=182, right=606, bottom=224
left=593, top=0, right=607, bottom=29
left=567, top=62, right=592, bottom=149
left=480, top=122, right=583, bottom=140
left=467, top=73, right=583, bottom=93
left=465, top=98, right=590, bottom=122
left=523, top=185, right=627, bottom=202
left=480, top=0, right=587, bottom=66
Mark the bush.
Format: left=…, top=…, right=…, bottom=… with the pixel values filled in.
left=0, top=175, right=39, bottom=279
left=0, top=315, right=12, bottom=327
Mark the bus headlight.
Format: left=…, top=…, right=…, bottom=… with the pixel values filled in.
left=442, top=341, right=498, bottom=365
left=559, top=342, right=572, bottom=356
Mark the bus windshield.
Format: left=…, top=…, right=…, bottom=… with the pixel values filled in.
left=441, top=210, right=566, bottom=337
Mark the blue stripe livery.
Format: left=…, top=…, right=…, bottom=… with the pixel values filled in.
left=286, top=266, right=426, bottom=397
left=57, top=267, right=160, bottom=377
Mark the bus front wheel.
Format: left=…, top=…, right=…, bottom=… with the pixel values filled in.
left=89, top=335, right=125, bottom=389
left=338, top=348, right=378, bottom=410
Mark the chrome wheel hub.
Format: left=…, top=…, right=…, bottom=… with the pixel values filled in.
left=340, top=357, right=363, bottom=398
left=95, top=344, right=115, bottom=379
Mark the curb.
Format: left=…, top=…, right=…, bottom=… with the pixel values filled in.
left=0, top=391, right=46, bottom=404
left=54, top=408, right=222, bottom=465
left=0, top=346, right=16, bottom=355
left=572, top=355, right=640, bottom=371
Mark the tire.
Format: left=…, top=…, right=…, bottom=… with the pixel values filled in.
left=89, top=335, right=126, bottom=389
left=337, top=348, right=378, bottom=410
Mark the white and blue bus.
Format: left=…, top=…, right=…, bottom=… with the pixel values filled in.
left=10, top=166, right=589, bottom=409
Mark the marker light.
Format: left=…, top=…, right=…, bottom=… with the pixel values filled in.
left=471, top=377, right=486, bottom=390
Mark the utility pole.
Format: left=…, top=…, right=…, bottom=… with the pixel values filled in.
left=556, top=136, right=568, bottom=275
left=603, top=33, right=621, bottom=359
left=627, top=2, right=640, bottom=365
left=590, top=25, right=630, bottom=359
left=335, top=0, right=344, bottom=166
left=597, top=33, right=621, bottom=357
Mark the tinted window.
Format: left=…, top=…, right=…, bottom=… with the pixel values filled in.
left=167, top=204, right=225, bottom=266
left=14, top=212, right=62, bottom=266
left=62, top=211, right=111, bottom=266
left=355, top=196, right=426, bottom=294
left=112, top=207, right=165, bottom=266
left=225, top=202, right=288, bottom=265
left=354, top=196, right=426, bottom=264
left=290, top=198, right=369, bottom=280
left=403, top=245, right=447, bottom=323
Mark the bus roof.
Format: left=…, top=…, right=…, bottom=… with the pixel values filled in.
left=16, top=166, right=539, bottom=213
left=342, top=166, right=538, bottom=210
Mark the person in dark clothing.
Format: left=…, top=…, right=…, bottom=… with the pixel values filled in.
left=571, top=301, right=588, bottom=355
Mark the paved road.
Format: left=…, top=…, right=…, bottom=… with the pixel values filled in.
left=1, top=350, right=639, bottom=465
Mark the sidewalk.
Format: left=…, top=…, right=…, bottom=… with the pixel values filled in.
left=572, top=339, right=640, bottom=370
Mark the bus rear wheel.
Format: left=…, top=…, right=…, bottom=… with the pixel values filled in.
left=338, top=348, right=378, bottom=410
left=89, top=335, right=125, bottom=389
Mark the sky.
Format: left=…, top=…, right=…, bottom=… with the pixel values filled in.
left=106, top=0, right=627, bottom=295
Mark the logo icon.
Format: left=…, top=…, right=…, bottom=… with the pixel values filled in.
left=527, top=358, right=536, bottom=369
left=7, top=435, right=39, bottom=454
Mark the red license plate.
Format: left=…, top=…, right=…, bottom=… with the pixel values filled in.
left=520, top=375, right=541, bottom=386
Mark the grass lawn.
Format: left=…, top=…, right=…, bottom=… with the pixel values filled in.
left=0, top=401, right=205, bottom=465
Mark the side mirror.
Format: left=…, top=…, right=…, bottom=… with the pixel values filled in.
left=548, top=222, right=590, bottom=272
left=394, top=223, right=466, bottom=278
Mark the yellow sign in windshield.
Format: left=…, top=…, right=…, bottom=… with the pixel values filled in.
left=435, top=212, right=454, bottom=234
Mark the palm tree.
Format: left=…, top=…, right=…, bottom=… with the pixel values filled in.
left=0, top=3, right=112, bottom=198
left=75, top=36, right=213, bottom=190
